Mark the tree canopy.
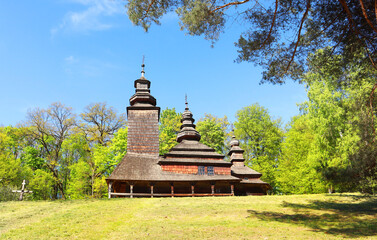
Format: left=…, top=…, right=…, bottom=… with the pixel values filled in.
left=234, top=103, right=283, bottom=191
left=126, top=0, right=377, bottom=84
left=196, top=114, right=229, bottom=155
left=159, top=108, right=182, bottom=155
left=277, top=49, right=377, bottom=194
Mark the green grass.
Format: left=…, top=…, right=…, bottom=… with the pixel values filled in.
left=1, top=194, right=376, bottom=239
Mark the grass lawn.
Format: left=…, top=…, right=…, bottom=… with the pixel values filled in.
left=0, top=193, right=376, bottom=239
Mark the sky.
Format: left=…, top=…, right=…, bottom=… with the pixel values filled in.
left=0, top=0, right=307, bottom=127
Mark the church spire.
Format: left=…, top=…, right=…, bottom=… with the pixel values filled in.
left=176, top=95, right=201, bottom=142
left=228, top=130, right=245, bottom=165
left=129, top=61, right=157, bottom=107
left=185, top=94, right=188, bottom=110
left=141, top=55, right=145, bottom=79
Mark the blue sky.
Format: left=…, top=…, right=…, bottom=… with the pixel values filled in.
left=0, top=0, right=307, bottom=127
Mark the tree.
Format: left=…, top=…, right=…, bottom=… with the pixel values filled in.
left=277, top=115, right=327, bottom=194
left=196, top=114, right=229, bottom=155
left=0, top=127, right=30, bottom=188
left=80, top=102, right=126, bottom=146
left=159, top=108, right=181, bottom=155
left=234, top=104, right=283, bottom=191
left=24, top=102, right=76, bottom=199
left=1, top=102, right=128, bottom=200
left=109, top=127, right=128, bottom=163
left=29, top=169, right=55, bottom=200
left=302, top=50, right=377, bottom=193
left=62, top=131, right=91, bottom=199
left=79, top=102, right=126, bottom=197
left=126, top=0, right=377, bottom=84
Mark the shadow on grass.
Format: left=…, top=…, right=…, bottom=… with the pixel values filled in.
left=248, top=195, right=377, bottom=238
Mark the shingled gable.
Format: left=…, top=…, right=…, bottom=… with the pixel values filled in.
left=106, top=65, right=270, bottom=198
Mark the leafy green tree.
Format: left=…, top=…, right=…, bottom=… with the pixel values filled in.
left=277, top=115, right=327, bottom=194
left=22, top=146, right=45, bottom=171
left=0, top=126, right=33, bottom=187
left=62, top=131, right=91, bottom=198
left=196, top=114, right=229, bottom=154
left=66, top=159, right=91, bottom=199
left=89, top=144, right=113, bottom=197
left=159, top=108, right=181, bottom=155
left=0, top=153, right=22, bottom=187
left=302, top=50, right=377, bottom=193
left=80, top=102, right=126, bottom=146
left=126, top=0, right=377, bottom=84
left=29, top=169, right=55, bottom=200
left=0, top=103, right=128, bottom=200
left=110, top=127, right=128, bottom=164
left=80, top=102, right=126, bottom=197
left=234, top=104, right=283, bottom=191
left=109, top=127, right=128, bottom=163
left=24, top=102, right=76, bottom=199
left=0, top=127, right=22, bottom=186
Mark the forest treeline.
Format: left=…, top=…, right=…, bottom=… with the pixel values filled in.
left=1, top=51, right=377, bottom=200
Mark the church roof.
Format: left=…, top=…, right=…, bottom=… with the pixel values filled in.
left=164, top=140, right=224, bottom=158
left=239, top=178, right=270, bottom=186
left=228, top=133, right=245, bottom=156
left=161, top=102, right=231, bottom=168
left=107, top=153, right=239, bottom=182
left=231, top=165, right=262, bottom=177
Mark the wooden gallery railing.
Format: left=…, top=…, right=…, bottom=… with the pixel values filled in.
left=108, top=182, right=235, bottom=198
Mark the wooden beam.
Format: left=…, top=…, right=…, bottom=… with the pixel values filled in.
left=231, top=184, right=234, bottom=196
left=130, top=184, right=134, bottom=198
left=211, top=184, right=215, bottom=196
left=110, top=193, right=233, bottom=197
left=108, top=182, right=113, bottom=199
left=150, top=184, right=154, bottom=198
left=170, top=183, right=174, bottom=198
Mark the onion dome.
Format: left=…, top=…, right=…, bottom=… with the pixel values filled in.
left=129, top=63, right=157, bottom=106
left=176, top=96, right=201, bottom=142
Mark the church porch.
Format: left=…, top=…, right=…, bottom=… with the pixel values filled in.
left=108, top=180, right=236, bottom=198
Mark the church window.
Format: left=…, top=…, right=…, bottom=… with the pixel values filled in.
left=207, top=166, right=214, bottom=176
left=198, top=166, right=205, bottom=175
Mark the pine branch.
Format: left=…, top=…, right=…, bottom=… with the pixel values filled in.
left=210, top=0, right=251, bottom=14
left=260, top=0, right=278, bottom=49
left=359, top=0, right=377, bottom=34
left=146, top=0, right=157, bottom=15
left=284, top=0, right=311, bottom=74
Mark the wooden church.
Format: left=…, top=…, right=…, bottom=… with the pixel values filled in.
left=106, top=65, right=270, bottom=197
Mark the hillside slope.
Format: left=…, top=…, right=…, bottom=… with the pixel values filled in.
left=0, top=194, right=376, bottom=239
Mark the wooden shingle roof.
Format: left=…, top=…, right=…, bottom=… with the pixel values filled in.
left=107, top=153, right=239, bottom=182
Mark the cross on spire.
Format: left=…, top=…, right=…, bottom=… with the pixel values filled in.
left=230, top=123, right=236, bottom=138
left=141, top=55, right=145, bottom=78
left=185, top=94, right=189, bottom=110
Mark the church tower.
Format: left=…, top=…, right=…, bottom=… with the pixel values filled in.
left=126, top=64, right=160, bottom=156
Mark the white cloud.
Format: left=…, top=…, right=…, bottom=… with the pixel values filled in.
left=65, top=55, right=77, bottom=63
left=52, top=0, right=124, bottom=35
